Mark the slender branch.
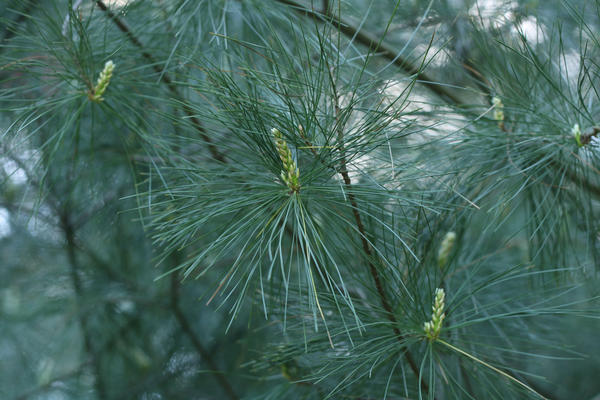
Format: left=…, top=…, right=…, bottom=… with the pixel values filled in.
left=0, top=145, right=62, bottom=213
left=169, top=273, right=240, bottom=400
left=92, top=0, right=226, bottom=163
left=338, top=127, right=431, bottom=396
left=13, top=310, right=166, bottom=400
left=325, top=64, right=432, bottom=394
left=60, top=213, right=107, bottom=400
left=276, top=0, right=465, bottom=105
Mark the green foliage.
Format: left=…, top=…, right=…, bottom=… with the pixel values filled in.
left=1, top=1, right=600, bottom=399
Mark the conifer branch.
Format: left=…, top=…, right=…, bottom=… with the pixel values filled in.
left=83, top=6, right=591, bottom=399
left=327, top=75, right=432, bottom=396
left=2, top=2, right=595, bottom=398
left=169, top=273, right=240, bottom=400
left=93, top=0, right=226, bottom=163
left=275, top=0, right=464, bottom=105
left=60, top=213, right=107, bottom=400
left=277, top=0, right=600, bottom=208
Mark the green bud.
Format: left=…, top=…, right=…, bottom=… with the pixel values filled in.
left=492, top=97, right=504, bottom=122
left=437, top=231, right=456, bottom=268
left=272, top=128, right=300, bottom=193
left=424, top=288, right=446, bottom=341
left=572, top=123, right=583, bottom=147
left=89, top=60, right=115, bottom=102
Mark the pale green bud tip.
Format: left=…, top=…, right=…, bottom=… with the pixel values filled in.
left=437, top=231, right=456, bottom=268
left=90, top=60, right=116, bottom=102
left=572, top=123, right=583, bottom=147
left=434, top=288, right=445, bottom=305
left=492, top=96, right=504, bottom=122
left=424, top=287, right=446, bottom=341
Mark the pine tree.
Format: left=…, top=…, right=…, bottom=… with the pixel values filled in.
left=2, top=1, right=600, bottom=399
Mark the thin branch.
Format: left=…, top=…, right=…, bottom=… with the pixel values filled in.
left=169, top=273, right=240, bottom=400
left=325, top=61, right=432, bottom=395
left=92, top=0, right=226, bottom=163
left=60, top=213, right=107, bottom=400
left=276, top=0, right=465, bottom=105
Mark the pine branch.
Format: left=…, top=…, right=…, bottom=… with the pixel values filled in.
left=169, top=273, right=240, bottom=400
left=326, top=70, right=432, bottom=396
left=89, top=5, right=587, bottom=398
left=275, top=0, right=465, bottom=105
left=278, top=0, right=600, bottom=207
left=60, top=213, right=107, bottom=400
left=92, top=0, right=226, bottom=163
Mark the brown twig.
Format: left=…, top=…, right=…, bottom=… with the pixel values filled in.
left=337, top=123, right=431, bottom=396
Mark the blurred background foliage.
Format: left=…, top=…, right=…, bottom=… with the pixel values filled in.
left=1, top=0, right=600, bottom=399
